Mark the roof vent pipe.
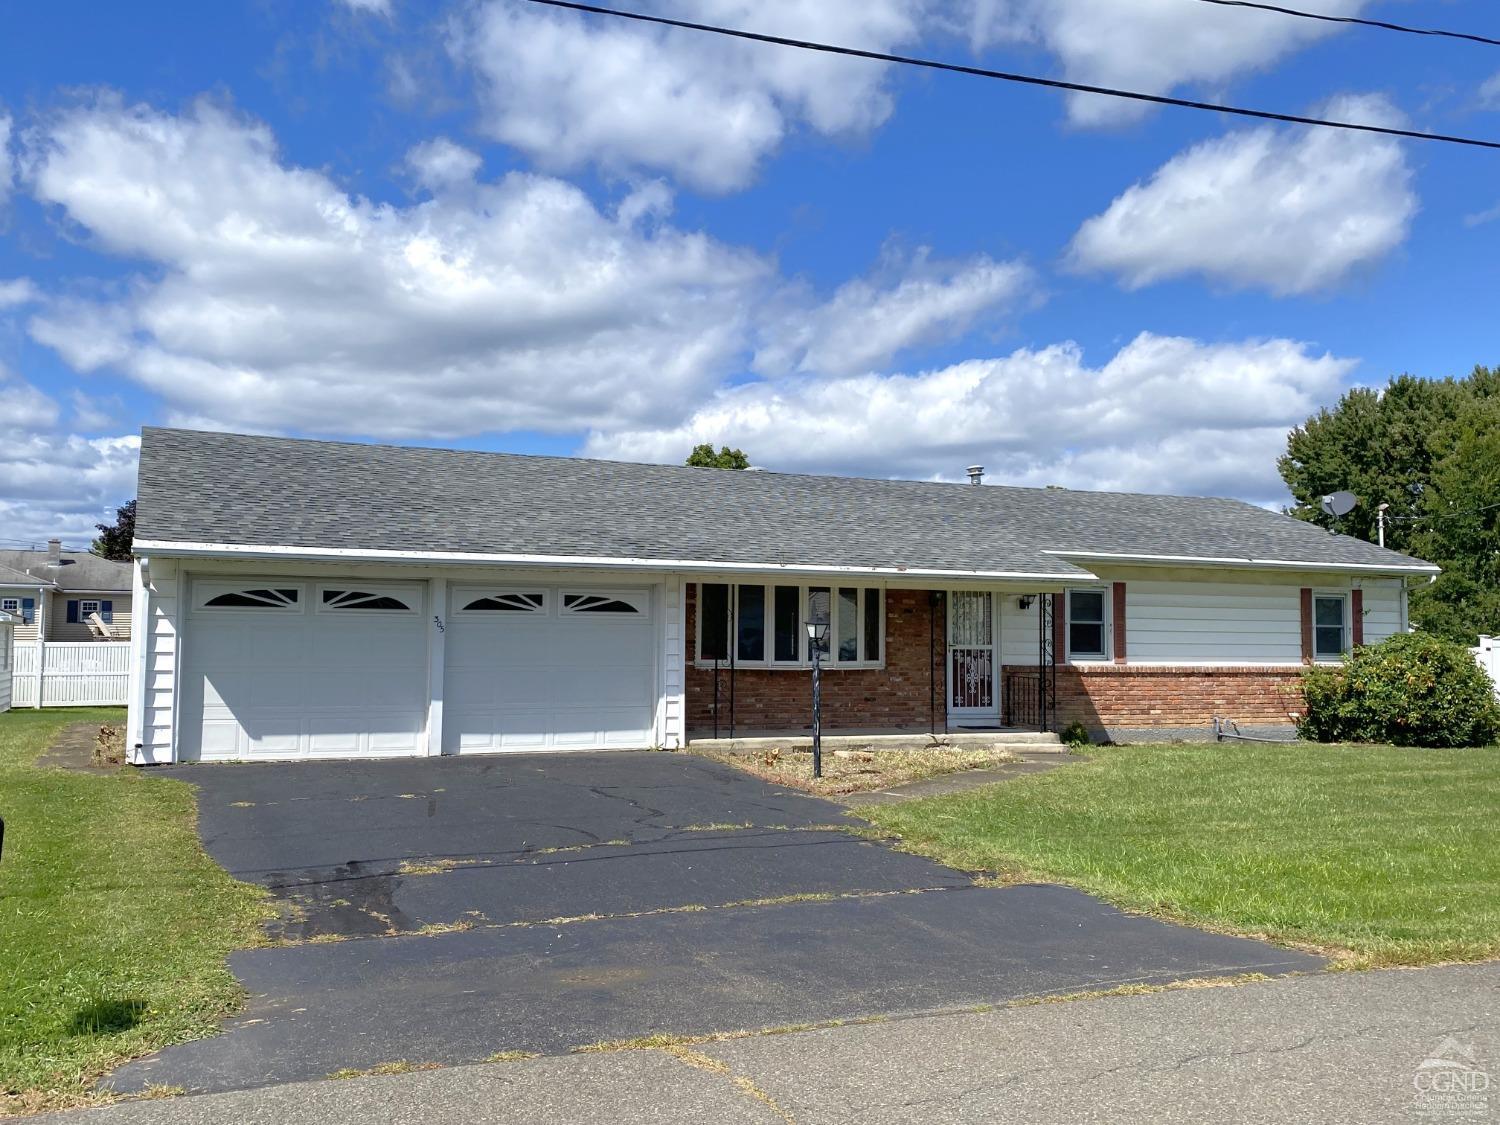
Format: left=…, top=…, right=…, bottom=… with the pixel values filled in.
left=46, top=539, right=62, bottom=567
left=966, top=465, right=984, bottom=486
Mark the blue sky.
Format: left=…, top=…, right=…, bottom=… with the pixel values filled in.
left=2, top=0, right=1498, bottom=546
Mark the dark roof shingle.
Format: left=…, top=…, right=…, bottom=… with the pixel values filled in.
left=134, top=428, right=1436, bottom=577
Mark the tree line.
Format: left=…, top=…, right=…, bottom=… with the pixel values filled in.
left=1280, top=365, right=1498, bottom=645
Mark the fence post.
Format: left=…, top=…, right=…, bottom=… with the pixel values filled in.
left=33, top=641, right=44, bottom=709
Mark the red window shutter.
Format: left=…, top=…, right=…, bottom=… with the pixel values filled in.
left=1351, top=589, right=1363, bottom=647
left=1300, top=588, right=1314, bottom=663
left=1112, top=582, right=1127, bottom=663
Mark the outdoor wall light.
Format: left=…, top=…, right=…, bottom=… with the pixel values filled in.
left=1018, top=595, right=1036, bottom=610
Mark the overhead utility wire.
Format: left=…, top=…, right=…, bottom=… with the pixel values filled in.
left=520, top=0, right=1500, bottom=151
left=1388, top=500, right=1500, bottom=523
left=1189, top=0, right=1500, bottom=50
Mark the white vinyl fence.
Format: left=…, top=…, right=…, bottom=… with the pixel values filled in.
left=12, top=642, right=131, bottom=707
left=1475, top=636, right=1499, bottom=702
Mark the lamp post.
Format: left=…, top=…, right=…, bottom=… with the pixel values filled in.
left=806, top=620, right=830, bottom=779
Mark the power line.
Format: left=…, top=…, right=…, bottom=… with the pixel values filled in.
left=1389, top=501, right=1500, bottom=524
left=1188, top=0, right=1500, bottom=50
left=520, top=0, right=1500, bottom=151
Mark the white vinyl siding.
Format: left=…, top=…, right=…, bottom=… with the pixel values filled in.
left=0, top=621, right=11, bottom=712
left=49, top=594, right=133, bottom=642
left=137, top=558, right=182, bottom=763
left=1122, top=579, right=1303, bottom=664
left=1361, top=582, right=1402, bottom=645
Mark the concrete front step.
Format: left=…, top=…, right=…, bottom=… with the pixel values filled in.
left=686, top=731, right=1066, bottom=755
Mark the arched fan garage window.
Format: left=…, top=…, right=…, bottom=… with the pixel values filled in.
left=562, top=593, right=643, bottom=615
left=463, top=592, right=546, bottom=612
left=202, top=588, right=300, bottom=609
left=320, top=589, right=414, bottom=611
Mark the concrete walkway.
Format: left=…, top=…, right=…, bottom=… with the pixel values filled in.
left=47, top=963, right=1499, bottom=1124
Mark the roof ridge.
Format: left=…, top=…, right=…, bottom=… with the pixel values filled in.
left=139, top=427, right=1259, bottom=507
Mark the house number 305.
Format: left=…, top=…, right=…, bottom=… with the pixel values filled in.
left=433, top=615, right=445, bottom=633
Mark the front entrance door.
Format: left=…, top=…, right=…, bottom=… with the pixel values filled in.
left=947, top=591, right=999, bottom=726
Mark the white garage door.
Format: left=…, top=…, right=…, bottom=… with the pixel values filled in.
left=182, top=579, right=428, bottom=761
left=445, top=585, right=656, bottom=753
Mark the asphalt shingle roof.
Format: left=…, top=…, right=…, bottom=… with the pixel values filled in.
left=0, top=551, right=131, bottom=592
left=134, top=428, right=1436, bottom=577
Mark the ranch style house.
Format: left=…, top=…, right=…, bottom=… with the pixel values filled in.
left=124, top=427, right=1438, bottom=764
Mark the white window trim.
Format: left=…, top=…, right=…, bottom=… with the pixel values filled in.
left=453, top=588, right=549, bottom=615
left=193, top=580, right=306, bottom=612
left=694, top=582, right=885, bottom=671
left=313, top=583, right=420, bottom=614
left=559, top=588, right=652, bottom=619
left=79, top=599, right=102, bottom=619
left=1065, top=586, right=1112, bottom=663
left=1312, top=591, right=1350, bottom=663
left=0, top=598, right=18, bottom=614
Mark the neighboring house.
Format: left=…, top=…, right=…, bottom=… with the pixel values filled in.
left=125, top=427, right=1438, bottom=765
left=0, top=609, right=15, bottom=712
left=0, top=543, right=133, bottom=643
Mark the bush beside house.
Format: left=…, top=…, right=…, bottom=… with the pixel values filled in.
left=1300, top=633, right=1500, bottom=748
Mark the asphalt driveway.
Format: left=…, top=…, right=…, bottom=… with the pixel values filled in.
left=108, top=752, right=1322, bottom=1094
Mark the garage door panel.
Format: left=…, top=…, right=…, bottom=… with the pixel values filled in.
left=570, top=668, right=655, bottom=705
left=184, top=578, right=427, bottom=761
left=444, top=585, right=657, bottom=754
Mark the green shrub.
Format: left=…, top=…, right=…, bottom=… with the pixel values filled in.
left=1059, top=720, right=1091, bottom=748
left=1299, top=632, right=1500, bottom=748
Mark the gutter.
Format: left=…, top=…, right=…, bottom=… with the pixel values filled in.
left=1043, top=549, right=1440, bottom=578
left=130, top=539, right=1098, bottom=584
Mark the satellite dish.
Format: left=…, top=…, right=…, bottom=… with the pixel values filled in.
left=1321, top=491, right=1358, bottom=519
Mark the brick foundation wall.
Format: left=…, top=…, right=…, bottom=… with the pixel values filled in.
left=685, top=586, right=944, bottom=733
left=1005, top=664, right=1306, bottom=730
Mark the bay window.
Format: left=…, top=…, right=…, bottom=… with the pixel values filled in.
left=697, top=583, right=883, bottom=668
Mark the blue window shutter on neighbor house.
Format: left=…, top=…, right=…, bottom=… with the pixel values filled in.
left=101, top=600, right=114, bottom=624
left=67, top=600, right=79, bottom=624
left=20, top=598, right=34, bottom=624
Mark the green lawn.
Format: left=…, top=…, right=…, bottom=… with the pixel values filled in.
left=0, top=709, right=269, bottom=1114
left=863, top=742, right=1500, bottom=969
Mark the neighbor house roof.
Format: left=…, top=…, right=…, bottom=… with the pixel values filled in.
left=0, top=551, right=131, bottom=592
left=0, top=563, right=44, bottom=588
left=133, top=428, right=1438, bottom=579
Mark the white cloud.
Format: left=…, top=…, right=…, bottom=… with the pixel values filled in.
left=404, top=137, right=481, bottom=192
left=23, top=96, right=770, bottom=440
left=968, top=0, right=1368, bottom=126
left=1067, top=94, right=1416, bottom=295
left=0, top=368, right=138, bottom=546
left=585, top=332, right=1353, bottom=504
left=454, top=0, right=924, bottom=192
left=1480, top=71, right=1500, bottom=109
left=0, top=277, right=38, bottom=308
left=336, top=0, right=391, bottom=16
left=756, top=249, right=1034, bottom=377
left=0, top=113, right=13, bottom=208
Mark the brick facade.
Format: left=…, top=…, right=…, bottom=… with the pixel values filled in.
left=685, top=584, right=1308, bottom=736
left=685, top=585, right=945, bottom=733
left=1005, top=663, right=1305, bottom=730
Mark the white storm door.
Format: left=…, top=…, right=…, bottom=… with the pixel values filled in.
left=947, top=590, right=999, bottom=726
